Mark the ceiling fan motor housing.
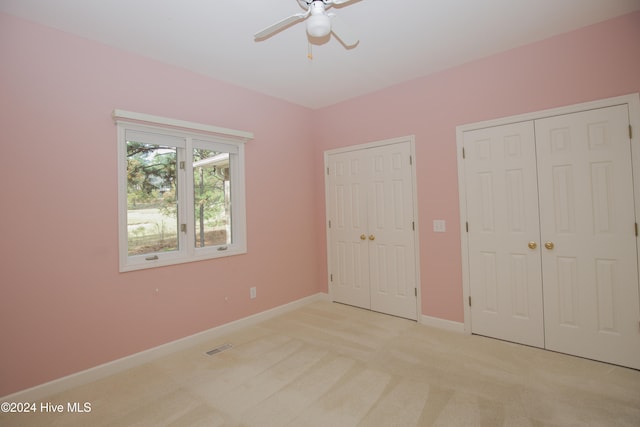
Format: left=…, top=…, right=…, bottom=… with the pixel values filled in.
left=306, top=1, right=331, bottom=37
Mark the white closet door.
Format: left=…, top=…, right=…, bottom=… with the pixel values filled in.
left=368, top=142, right=418, bottom=320
left=536, top=105, right=640, bottom=369
left=327, top=141, right=418, bottom=320
left=327, top=149, right=371, bottom=309
left=463, top=122, right=545, bottom=348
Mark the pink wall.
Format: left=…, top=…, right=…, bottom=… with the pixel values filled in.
left=2, top=10, right=639, bottom=397
left=313, top=11, right=640, bottom=322
left=0, top=13, right=318, bottom=396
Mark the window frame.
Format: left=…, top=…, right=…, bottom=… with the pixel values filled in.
left=114, top=110, right=252, bottom=272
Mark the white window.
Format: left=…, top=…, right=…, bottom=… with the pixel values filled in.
left=114, top=110, right=252, bottom=272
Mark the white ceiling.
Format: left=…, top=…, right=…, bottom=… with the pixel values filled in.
left=2, top=0, right=639, bottom=109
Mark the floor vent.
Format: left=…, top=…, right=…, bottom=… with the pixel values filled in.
left=206, top=343, right=232, bottom=356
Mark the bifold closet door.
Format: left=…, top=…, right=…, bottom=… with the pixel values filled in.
left=327, top=142, right=418, bottom=320
left=463, top=122, right=545, bottom=348
left=536, top=105, right=640, bottom=370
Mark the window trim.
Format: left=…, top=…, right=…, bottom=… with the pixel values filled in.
left=114, top=110, right=253, bottom=272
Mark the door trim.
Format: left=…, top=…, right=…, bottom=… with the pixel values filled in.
left=456, top=93, right=640, bottom=334
left=324, top=135, right=422, bottom=320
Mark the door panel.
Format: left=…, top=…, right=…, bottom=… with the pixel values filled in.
left=328, top=150, right=370, bottom=309
left=464, top=122, right=545, bottom=348
left=536, top=105, right=640, bottom=369
left=369, top=143, right=417, bottom=320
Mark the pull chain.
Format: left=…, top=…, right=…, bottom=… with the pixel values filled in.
left=307, top=41, right=313, bottom=60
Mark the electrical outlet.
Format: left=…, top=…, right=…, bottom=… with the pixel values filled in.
left=250, top=287, right=256, bottom=299
left=433, top=219, right=446, bottom=233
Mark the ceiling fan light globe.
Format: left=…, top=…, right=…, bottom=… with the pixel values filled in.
left=306, top=15, right=331, bottom=37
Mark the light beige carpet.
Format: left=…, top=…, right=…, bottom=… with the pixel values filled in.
left=3, top=300, right=640, bottom=426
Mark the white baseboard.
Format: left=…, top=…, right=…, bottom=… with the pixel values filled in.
left=2, top=292, right=330, bottom=402
left=420, top=314, right=465, bottom=333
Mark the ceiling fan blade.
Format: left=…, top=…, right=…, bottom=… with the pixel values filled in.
left=254, top=12, right=308, bottom=39
left=330, top=15, right=359, bottom=48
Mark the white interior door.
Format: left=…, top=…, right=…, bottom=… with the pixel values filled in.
left=536, top=105, right=640, bottom=369
left=368, top=143, right=418, bottom=320
left=327, top=149, right=371, bottom=309
left=463, top=122, right=545, bottom=348
left=326, top=141, right=418, bottom=320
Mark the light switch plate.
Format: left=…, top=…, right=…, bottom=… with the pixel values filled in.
left=433, top=219, right=446, bottom=233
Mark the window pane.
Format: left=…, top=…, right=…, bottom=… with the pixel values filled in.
left=126, top=141, right=178, bottom=255
left=193, top=149, right=231, bottom=247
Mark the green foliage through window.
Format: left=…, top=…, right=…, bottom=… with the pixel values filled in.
left=126, top=141, right=179, bottom=255
left=193, top=149, right=231, bottom=248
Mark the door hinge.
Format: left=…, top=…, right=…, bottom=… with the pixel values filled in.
left=328, top=220, right=332, bottom=228
left=468, top=296, right=472, bottom=307
left=330, top=274, right=333, bottom=282
left=462, top=147, right=466, bottom=159
left=327, top=167, right=330, bottom=175
left=409, top=155, right=413, bottom=165
left=635, top=222, right=638, bottom=237
left=412, top=221, right=415, bottom=231
left=179, top=161, right=185, bottom=170
left=414, top=288, right=417, bottom=297
left=630, top=125, right=633, bottom=139
left=466, top=222, right=469, bottom=232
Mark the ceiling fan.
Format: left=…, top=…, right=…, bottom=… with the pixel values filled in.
left=254, top=0, right=360, bottom=48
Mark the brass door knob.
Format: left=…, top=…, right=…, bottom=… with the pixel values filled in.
left=544, top=242, right=555, bottom=250
left=368, top=235, right=376, bottom=241
left=528, top=241, right=537, bottom=250
left=360, top=234, right=367, bottom=240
